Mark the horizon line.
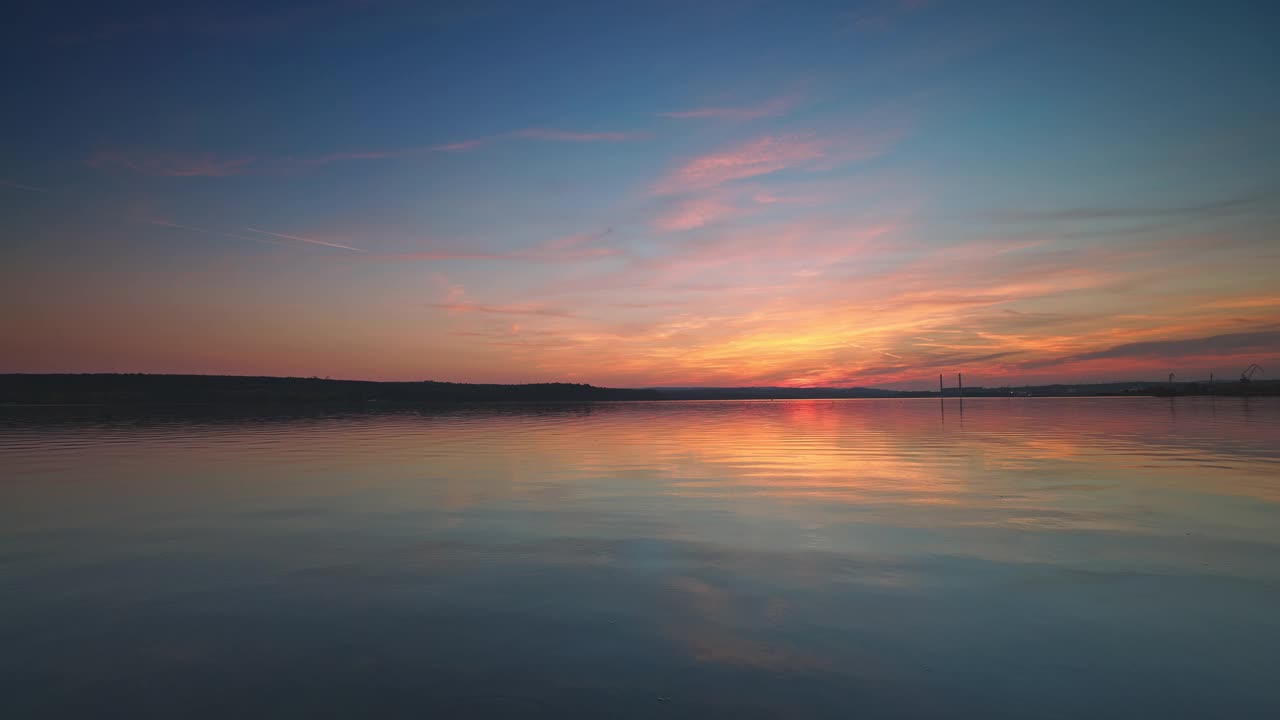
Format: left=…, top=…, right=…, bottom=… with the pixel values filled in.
left=0, top=371, right=1250, bottom=391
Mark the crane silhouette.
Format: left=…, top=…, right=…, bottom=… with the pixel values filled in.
left=1240, top=363, right=1263, bottom=383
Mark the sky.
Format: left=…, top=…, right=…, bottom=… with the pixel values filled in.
left=2, top=0, right=1278, bottom=389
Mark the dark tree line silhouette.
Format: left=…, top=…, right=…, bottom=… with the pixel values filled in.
left=0, top=374, right=661, bottom=405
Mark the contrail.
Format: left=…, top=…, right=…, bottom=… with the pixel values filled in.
left=243, top=227, right=365, bottom=252
left=1, top=179, right=52, bottom=193
left=149, top=219, right=287, bottom=247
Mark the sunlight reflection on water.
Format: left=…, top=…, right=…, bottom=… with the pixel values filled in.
left=2, top=398, right=1278, bottom=718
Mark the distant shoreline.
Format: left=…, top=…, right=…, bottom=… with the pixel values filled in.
left=2, top=373, right=1276, bottom=406
left=0, top=374, right=660, bottom=406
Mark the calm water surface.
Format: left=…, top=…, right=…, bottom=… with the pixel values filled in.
left=2, top=398, right=1279, bottom=718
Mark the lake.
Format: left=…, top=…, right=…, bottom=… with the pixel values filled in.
left=2, top=398, right=1278, bottom=718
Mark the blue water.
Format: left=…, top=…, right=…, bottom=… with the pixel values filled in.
left=2, top=398, right=1278, bottom=718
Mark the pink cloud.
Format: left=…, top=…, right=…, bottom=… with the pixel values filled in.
left=522, top=230, right=622, bottom=260
left=368, top=251, right=505, bottom=261
left=653, top=195, right=745, bottom=231
left=652, top=183, right=838, bottom=232
left=651, top=128, right=901, bottom=197
left=115, top=202, right=1279, bottom=389
left=431, top=302, right=574, bottom=317
left=509, top=128, right=643, bottom=142
left=653, top=134, right=829, bottom=195
left=660, top=95, right=799, bottom=121
left=429, top=138, right=491, bottom=153
left=680, top=222, right=896, bottom=272
left=617, top=221, right=903, bottom=292
left=428, top=279, right=575, bottom=334
left=750, top=190, right=826, bottom=206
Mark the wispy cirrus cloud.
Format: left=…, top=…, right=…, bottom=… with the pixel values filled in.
left=443, top=217, right=1280, bottom=389
left=842, top=0, right=932, bottom=34
left=428, top=138, right=491, bottom=153
left=660, top=94, right=800, bottom=121
left=94, top=147, right=422, bottom=175
left=1046, top=331, right=1280, bottom=365
left=653, top=131, right=898, bottom=196
left=430, top=301, right=575, bottom=317
left=510, top=128, right=640, bottom=142
left=651, top=183, right=834, bottom=232
left=653, top=134, right=828, bottom=195
left=0, top=179, right=53, bottom=193
left=576, top=219, right=904, bottom=297
left=658, top=221, right=900, bottom=279
left=525, top=229, right=621, bottom=260
left=430, top=127, right=647, bottom=153
left=360, top=229, right=620, bottom=264
left=428, top=278, right=575, bottom=327
left=370, top=250, right=505, bottom=261
left=88, top=150, right=257, bottom=177
left=87, top=127, right=643, bottom=177
left=653, top=194, right=745, bottom=231
left=986, top=196, right=1268, bottom=223
left=305, top=149, right=412, bottom=164
left=1202, top=295, right=1280, bottom=310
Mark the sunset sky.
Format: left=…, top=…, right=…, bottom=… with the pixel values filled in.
left=3, top=0, right=1278, bottom=388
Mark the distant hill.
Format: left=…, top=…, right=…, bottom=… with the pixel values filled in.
left=0, top=374, right=661, bottom=405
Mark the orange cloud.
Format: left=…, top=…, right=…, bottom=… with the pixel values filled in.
left=427, top=219, right=1280, bottom=389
